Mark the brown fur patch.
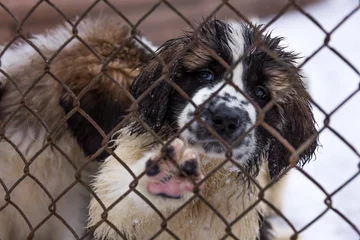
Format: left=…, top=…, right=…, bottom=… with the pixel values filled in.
left=0, top=16, right=151, bottom=137
left=183, top=45, right=213, bottom=70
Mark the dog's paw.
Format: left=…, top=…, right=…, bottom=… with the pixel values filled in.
left=142, top=138, right=204, bottom=199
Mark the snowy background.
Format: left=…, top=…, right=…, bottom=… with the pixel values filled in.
left=260, top=0, right=360, bottom=239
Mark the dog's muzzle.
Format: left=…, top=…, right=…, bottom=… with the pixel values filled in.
left=206, top=103, right=251, bottom=143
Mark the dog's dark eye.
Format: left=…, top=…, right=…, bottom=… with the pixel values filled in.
left=254, top=86, right=269, bottom=100
left=196, top=70, right=214, bottom=81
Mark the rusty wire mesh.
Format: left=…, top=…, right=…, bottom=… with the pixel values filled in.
left=0, top=0, right=359, bottom=239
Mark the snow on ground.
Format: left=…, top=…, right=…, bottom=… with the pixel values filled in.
left=260, top=0, right=360, bottom=239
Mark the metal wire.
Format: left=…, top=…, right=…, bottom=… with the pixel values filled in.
left=0, top=0, right=359, bottom=239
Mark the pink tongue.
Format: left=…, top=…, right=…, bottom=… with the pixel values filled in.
left=147, top=178, right=193, bottom=198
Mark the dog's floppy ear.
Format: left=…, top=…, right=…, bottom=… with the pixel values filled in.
left=59, top=89, right=130, bottom=160
left=131, top=38, right=187, bottom=132
left=267, top=76, right=318, bottom=179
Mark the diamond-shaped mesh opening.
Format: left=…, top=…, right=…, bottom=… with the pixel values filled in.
left=0, top=0, right=359, bottom=240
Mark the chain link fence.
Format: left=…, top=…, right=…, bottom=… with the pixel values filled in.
left=0, top=0, right=359, bottom=239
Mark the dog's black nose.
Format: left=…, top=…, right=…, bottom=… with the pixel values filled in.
left=207, top=103, right=250, bottom=141
left=211, top=110, right=240, bottom=133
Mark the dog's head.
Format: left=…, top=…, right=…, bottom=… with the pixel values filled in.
left=131, top=20, right=318, bottom=178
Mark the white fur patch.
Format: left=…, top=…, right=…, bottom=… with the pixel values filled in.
left=226, top=20, right=246, bottom=89
left=136, top=36, right=158, bottom=53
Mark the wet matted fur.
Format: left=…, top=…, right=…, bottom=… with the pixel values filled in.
left=88, top=20, right=318, bottom=240
left=0, top=17, right=153, bottom=240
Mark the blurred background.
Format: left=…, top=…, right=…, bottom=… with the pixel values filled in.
left=0, top=0, right=323, bottom=45
left=1, top=0, right=359, bottom=239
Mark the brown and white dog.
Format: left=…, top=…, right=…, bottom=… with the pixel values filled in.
left=0, top=17, right=153, bottom=240
left=87, top=20, right=318, bottom=240
left=0, top=17, right=317, bottom=240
